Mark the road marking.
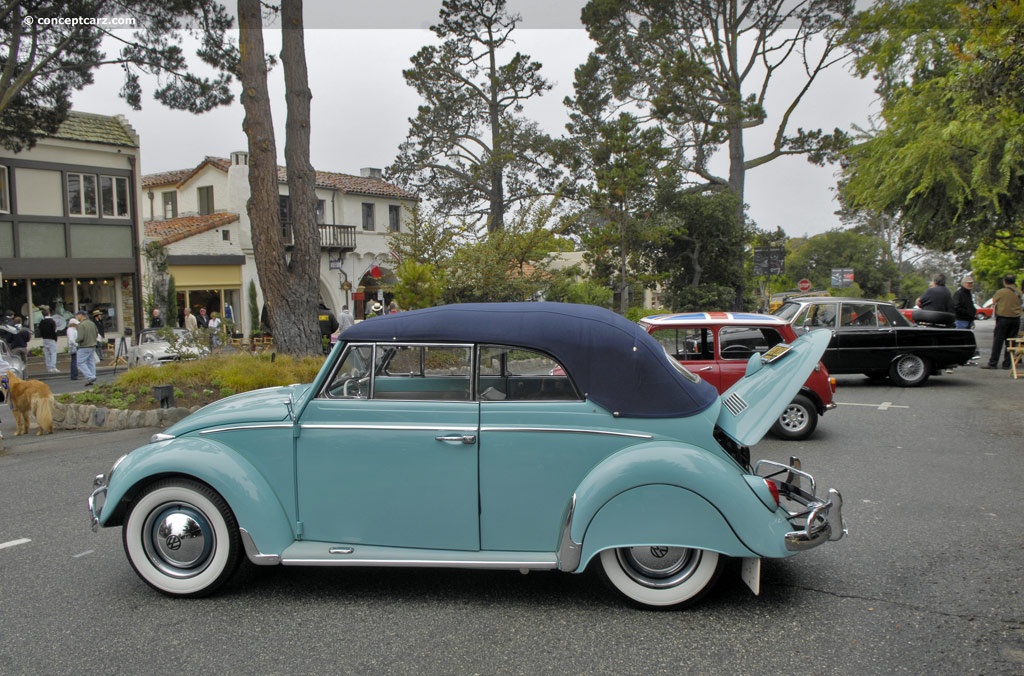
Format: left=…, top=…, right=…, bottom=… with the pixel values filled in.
left=0, top=538, right=31, bottom=550
left=73, top=550, right=94, bottom=558
left=836, top=402, right=910, bottom=410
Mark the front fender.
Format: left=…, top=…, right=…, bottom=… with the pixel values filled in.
left=569, top=442, right=793, bottom=569
left=99, top=437, right=295, bottom=559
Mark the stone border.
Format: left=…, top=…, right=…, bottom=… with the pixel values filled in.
left=52, top=401, right=199, bottom=431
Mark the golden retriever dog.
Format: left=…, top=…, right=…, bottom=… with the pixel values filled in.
left=1, top=372, right=54, bottom=436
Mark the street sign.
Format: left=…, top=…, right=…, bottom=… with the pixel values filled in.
left=753, top=247, right=785, bottom=276
left=798, top=278, right=812, bottom=292
left=830, top=268, right=855, bottom=288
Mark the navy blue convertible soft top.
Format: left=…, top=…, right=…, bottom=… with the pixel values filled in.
left=340, top=302, right=718, bottom=419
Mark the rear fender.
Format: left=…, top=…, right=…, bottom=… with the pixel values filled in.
left=566, top=442, right=793, bottom=570
left=100, top=437, right=295, bottom=559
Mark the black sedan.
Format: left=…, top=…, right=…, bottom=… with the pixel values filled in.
left=774, top=297, right=977, bottom=386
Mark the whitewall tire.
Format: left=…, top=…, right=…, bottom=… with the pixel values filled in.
left=598, top=546, right=724, bottom=609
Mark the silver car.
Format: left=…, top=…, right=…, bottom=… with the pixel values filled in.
left=0, top=339, right=25, bottom=379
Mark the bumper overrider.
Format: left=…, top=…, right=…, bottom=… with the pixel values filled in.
left=88, top=454, right=127, bottom=531
left=755, top=457, right=847, bottom=552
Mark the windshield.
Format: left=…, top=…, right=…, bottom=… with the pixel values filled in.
left=773, top=302, right=801, bottom=321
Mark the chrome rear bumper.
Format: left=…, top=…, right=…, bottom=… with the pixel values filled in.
left=88, top=473, right=107, bottom=532
left=755, top=457, right=847, bottom=552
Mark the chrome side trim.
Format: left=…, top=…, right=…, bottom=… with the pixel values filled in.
left=481, top=427, right=653, bottom=439
left=240, top=528, right=282, bottom=566
left=300, top=423, right=478, bottom=433
left=199, top=423, right=294, bottom=435
left=281, top=557, right=558, bottom=569
left=556, top=494, right=582, bottom=572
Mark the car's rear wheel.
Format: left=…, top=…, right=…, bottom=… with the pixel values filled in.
left=771, top=394, right=818, bottom=441
left=975, top=311, right=988, bottom=320
left=123, top=479, right=242, bottom=597
left=598, top=546, right=724, bottom=609
left=889, top=354, right=931, bottom=387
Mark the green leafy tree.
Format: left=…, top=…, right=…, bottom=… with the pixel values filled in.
left=841, top=0, right=1024, bottom=252
left=971, top=241, right=1024, bottom=297
left=387, top=202, right=465, bottom=267
left=576, top=0, right=854, bottom=307
left=392, top=259, right=446, bottom=310
left=565, top=106, right=669, bottom=313
left=651, top=189, right=749, bottom=311
left=786, top=229, right=901, bottom=298
left=0, top=0, right=237, bottom=152
left=388, top=0, right=558, bottom=232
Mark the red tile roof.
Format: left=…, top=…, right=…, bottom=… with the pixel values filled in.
left=144, top=212, right=240, bottom=246
left=143, top=157, right=417, bottom=200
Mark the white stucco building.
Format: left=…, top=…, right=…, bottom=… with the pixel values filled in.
left=142, top=152, right=417, bottom=335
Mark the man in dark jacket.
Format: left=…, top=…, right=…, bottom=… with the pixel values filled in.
left=39, top=307, right=59, bottom=373
left=952, top=275, right=976, bottom=329
left=916, top=273, right=954, bottom=314
left=317, top=303, right=339, bottom=353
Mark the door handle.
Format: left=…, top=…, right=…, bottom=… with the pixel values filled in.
left=435, top=434, right=476, bottom=444
left=698, top=366, right=713, bottom=372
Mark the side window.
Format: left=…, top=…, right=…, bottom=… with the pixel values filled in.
left=326, top=344, right=374, bottom=398
left=842, top=303, right=878, bottom=328
left=478, top=345, right=579, bottom=401
left=651, top=327, right=711, bottom=361
left=374, top=345, right=472, bottom=400
left=810, top=304, right=838, bottom=329
left=719, top=327, right=770, bottom=361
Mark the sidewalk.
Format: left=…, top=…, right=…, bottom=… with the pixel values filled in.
left=23, top=354, right=118, bottom=382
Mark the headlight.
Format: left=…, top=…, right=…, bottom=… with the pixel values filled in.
left=142, top=351, right=156, bottom=363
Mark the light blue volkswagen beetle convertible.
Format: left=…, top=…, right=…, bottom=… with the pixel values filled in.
left=88, top=303, right=845, bottom=608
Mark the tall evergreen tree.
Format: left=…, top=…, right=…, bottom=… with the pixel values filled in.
left=388, top=0, right=557, bottom=233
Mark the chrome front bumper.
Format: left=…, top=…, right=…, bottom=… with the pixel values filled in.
left=88, top=473, right=108, bottom=532
left=755, top=457, right=847, bottom=552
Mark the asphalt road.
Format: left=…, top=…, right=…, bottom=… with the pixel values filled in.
left=0, top=321, right=1022, bottom=675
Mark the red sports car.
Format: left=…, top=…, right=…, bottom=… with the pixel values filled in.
left=640, top=312, right=836, bottom=440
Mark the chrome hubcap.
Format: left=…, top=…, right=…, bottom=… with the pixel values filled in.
left=779, top=405, right=807, bottom=431
left=142, top=504, right=215, bottom=578
left=616, top=546, right=702, bottom=589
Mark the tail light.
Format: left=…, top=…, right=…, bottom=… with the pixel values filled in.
left=829, top=377, right=837, bottom=394
left=764, top=478, right=780, bottom=507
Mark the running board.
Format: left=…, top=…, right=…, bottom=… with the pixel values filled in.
left=277, top=540, right=559, bottom=570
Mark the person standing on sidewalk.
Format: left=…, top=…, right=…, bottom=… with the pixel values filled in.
left=39, top=307, right=59, bottom=373
left=66, top=317, right=80, bottom=380
left=980, top=274, right=1023, bottom=370
left=75, top=310, right=98, bottom=386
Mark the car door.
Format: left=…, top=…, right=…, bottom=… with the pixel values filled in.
left=834, top=301, right=896, bottom=372
left=716, top=326, right=775, bottom=389
left=295, top=342, right=481, bottom=551
left=476, top=344, right=633, bottom=552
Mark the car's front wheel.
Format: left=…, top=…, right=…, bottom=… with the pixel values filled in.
left=123, top=479, right=242, bottom=597
left=598, top=546, right=724, bottom=609
left=771, top=394, right=818, bottom=441
left=889, top=354, right=931, bottom=387
left=975, top=311, right=988, bottom=320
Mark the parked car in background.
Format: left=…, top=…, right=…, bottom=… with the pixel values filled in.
left=974, top=302, right=994, bottom=320
left=0, top=339, right=25, bottom=379
left=774, top=297, right=977, bottom=386
left=89, top=303, right=845, bottom=609
left=640, top=312, right=836, bottom=440
left=127, top=328, right=208, bottom=367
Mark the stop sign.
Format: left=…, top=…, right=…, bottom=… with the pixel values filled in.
left=798, top=278, right=812, bottom=292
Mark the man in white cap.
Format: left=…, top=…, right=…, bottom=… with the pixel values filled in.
left=952, top=275, right=976, bottom=329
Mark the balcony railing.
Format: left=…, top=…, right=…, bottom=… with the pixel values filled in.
left=281, top=223, right=356, bottom=251
left=319, top=224, right=356, bottom=250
